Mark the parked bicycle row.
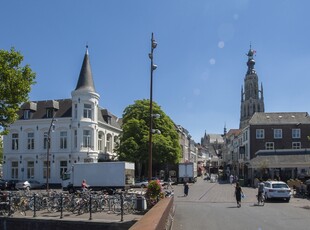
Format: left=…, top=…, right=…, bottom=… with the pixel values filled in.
left=0, top=189, right=147, bottom=219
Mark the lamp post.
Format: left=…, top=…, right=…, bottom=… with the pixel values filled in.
left=148, top=33, right=157, bottom=181
left=46, top=117, right=56, bottom=191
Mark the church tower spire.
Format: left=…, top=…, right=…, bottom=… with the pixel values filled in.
left=239, top=46, right=265, bottom=129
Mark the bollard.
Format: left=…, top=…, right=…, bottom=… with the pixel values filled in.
left=89, top=194, right=92, bottom=220
left=60, top=193, right=63, bottom=219
left=120, top=193, right=124, bottom=222
left=8, top=192, right=12, bottom=217
left=33, top=193, right=37, bottom=217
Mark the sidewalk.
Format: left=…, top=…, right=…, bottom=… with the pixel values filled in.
left=9, top=208, right=144, bottom=223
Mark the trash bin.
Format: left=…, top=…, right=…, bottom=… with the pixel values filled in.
left=239, top=179, right=244, bottom=187
left=135, top=196, right=147, bottom=211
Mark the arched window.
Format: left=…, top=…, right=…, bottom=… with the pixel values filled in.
left=114, top=136, right=119, bottom=145
left=106, top=134, right=112, bottom=152
left=98, top=132, right=105, bottom=151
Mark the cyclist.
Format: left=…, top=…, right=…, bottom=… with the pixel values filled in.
left=257, top=180, right=265, bottom=202
left=81, top=179, right=89, bottom=192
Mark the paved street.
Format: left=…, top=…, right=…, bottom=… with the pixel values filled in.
left=172, top=177, right=310, bottom=230
left=5, top=178, right=310, bottom=229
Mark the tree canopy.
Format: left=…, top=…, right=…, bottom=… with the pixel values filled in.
left=0, top=48, right=36, bottom=133
left=0, top=138, right=3, bottom=164
left=116, top=99, right=181, bottom=177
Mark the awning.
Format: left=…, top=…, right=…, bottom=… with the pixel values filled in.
left=249, top=153, right=310, bottom=169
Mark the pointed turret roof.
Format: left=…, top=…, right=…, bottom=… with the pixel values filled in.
left=75, top=46, right=96, bottom=92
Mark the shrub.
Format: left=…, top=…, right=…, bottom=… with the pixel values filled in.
left=145, top=180, right=164, bottom=208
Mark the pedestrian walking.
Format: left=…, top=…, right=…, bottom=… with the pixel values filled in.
left=184, top=182, right=189, bottom=196
left=230, top=174, right=234, bottom=184
left=235, top=182, right=243, bottom=208
left=166, top=176, right=173, bottom=190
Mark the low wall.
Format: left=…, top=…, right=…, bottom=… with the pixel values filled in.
left=0, top=218, right=137, bottom=230
left=129, top=197, right=174, bottom=230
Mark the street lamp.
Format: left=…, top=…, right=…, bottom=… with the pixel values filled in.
left=148, top=32, right=158, bottom=181
left=46, top=117, right=56, bottom=191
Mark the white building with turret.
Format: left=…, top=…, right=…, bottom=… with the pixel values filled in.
left=2, top=48, right=122, bottom=186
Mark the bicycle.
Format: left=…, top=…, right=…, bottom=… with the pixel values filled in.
left=10, top=193, right=30, bottom=216
left=111, top=194, right=122, bottom=214
left=0, top=192, right=14, bottom=216
left=165, top=190, right=174, bottom=198
left=257, top=193, right=265, bottom=206
left=122, top=194, right=137, bottom=214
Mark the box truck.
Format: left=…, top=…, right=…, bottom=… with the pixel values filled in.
left=62, top=162, right=135, bottom=193
left=178, top=162, right=197, bottom=183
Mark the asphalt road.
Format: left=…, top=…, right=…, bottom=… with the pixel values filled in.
left=172, top=177, right=310, bottom=230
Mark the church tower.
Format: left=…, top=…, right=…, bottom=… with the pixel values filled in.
left=239, top=46, right=265, bottom=129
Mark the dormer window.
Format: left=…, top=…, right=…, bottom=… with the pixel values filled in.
left=83, top=104, right=92, bottom=119
left=24, top=110, right=30, bottom=119
left=46, top=108, right=54, bottom=118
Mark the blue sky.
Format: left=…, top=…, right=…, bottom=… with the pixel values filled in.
left=1, top=1, right=310, bottom=143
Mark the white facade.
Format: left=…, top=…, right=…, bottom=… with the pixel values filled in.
left=2, top=49, right=122, bottom=185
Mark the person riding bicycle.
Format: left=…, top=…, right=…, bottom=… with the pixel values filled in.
left=257, top=180, right=265, bottom=201
left=81, top=179, right=89, bottom=192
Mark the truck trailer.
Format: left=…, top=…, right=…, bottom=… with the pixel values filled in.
left=178, top=162, right=197, bottom=183
left=62, top=162, right=135, bottom=193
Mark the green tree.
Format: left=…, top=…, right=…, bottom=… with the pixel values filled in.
left=116, top=99, right=181, bottom=178
left=0, top=48, right=36, bottom=134
left=0, top=137, right=3, bottom=164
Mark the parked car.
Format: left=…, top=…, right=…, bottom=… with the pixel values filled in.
left=16, top=180, right=46, bottom=190
left=264, top=181, right=292, bottom=202
left=28, top=180, right=46, bottom=189
left=15, top=180, right=31, bottom=190
left=0, top=179, right=8, bottom=190
left=133, top=180, right=149, bottom=188
left=6, top=180, right=20, bottom=190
